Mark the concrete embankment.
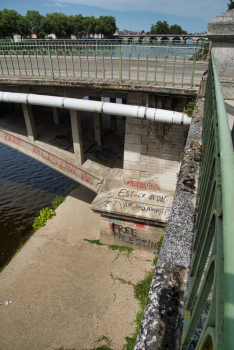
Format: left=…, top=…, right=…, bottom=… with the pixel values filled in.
left=0, top=185, right=155, bottom=350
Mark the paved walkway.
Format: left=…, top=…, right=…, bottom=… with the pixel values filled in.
left=0, top=185, right=154, bottom=350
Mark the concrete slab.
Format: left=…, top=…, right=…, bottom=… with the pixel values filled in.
left=0, top=185, right=155, bottom=350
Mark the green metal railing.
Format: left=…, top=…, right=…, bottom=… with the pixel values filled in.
left=0, top=37, right=208, bottom=50
left=181, top=53, right=234, bottom=349
left=0, top=40, right=209, bottom=87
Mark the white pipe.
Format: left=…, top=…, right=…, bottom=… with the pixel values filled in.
left=0, top=92, right=191, bottom=125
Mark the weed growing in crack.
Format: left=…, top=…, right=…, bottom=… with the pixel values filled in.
left=52, top=195, right=66, bottom=209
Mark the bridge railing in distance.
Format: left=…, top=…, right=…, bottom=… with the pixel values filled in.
left=180, top=52, right=234, bottom=349
left=0, top=41, right=210, bottom=87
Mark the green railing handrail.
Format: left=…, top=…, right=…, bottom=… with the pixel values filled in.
left=180, top=52, right=234, bottom=349
left=0, top=43, right=209, bottom=87
left=212, top=53, right=234, bottom=349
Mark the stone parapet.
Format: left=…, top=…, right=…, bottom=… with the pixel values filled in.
left=135, top=97, right=204, bottom=349
left=208, top=9, right=234, bottom=98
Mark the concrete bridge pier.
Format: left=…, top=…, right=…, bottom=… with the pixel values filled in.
left=22, top=104, right=37, bottom=142
left=70, top=109, right=84, bottom=166
left=110, top=97, right=117, bottom=131
left=52, top=107, right=60, bottom=125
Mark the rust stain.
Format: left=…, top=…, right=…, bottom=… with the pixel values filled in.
left=217, top=184, right=222, bottom=190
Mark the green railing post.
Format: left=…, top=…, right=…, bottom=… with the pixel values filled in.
left=119, top=45, right=122, bottom=83
left=48, top=50, right=54, bottom=79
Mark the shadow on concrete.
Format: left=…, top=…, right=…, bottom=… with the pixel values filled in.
left=69, top=185, right=97, bottom=204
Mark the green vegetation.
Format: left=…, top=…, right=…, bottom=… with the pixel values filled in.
left=228, top=0, right=234, bottom=10
left=52, top=195, right=66, bottom=209
left=90, top=335, right=113, bottom=350
left=84, top=239, right=134, bottom=254
left=70, top=183, right=80, bottom=190
left=33, top=207, right=54, bottom=230
left=150, top=20, right=187, bottom=35
left=185, top=101, right=195, bottom=117
left=0, top=8, right=116, bottom=39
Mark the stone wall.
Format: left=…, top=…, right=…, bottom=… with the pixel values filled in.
left=123, top=117, right=189, bottom=193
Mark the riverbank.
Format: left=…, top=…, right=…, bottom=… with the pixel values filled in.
left=0, top=185, right=155, bottom=350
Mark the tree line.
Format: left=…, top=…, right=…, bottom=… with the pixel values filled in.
left=149, top=21, right=187, bottom=35
left=0, top=9, right=117, bottom=39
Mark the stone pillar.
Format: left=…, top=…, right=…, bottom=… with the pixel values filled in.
left=22, top=104, right=37, bottom=141
left=207, top=9, right=234, bottom=99
left=70, top=109, right=84, bottom=165
left=109, top=98, right=116, bottom=131
left=52, top=107, right=60, bottom=125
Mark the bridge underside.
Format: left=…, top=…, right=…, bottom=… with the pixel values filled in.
left=0, top=83, right=195, bottom=253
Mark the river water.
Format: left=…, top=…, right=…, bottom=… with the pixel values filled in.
left=0, top=143, right=75, bottom=270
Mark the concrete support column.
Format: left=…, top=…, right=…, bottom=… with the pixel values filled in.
left=122, top=98, right=127, bottom=119
left=70, top=109, right=84, bottom=165
left=22, top=104, right=37, bottom=141
left=157, top=96, right=163, bottom=109
left=53, top=107, right=60, bottom=125
left=90, top=96, right=102, bottom=146
left=110, top=97, right=117, bottom=131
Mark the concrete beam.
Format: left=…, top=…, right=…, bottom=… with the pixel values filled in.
left=52, top=107, right=60, bottom=125
left=70, top=109, right=84, bottom=165
left=22, top=104, right=37, bottom=141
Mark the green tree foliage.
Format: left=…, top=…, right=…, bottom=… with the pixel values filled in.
left=227, top=0, right=234, bottom=10
left=16, top=14, right=31, bottom=37
left=150, top=20, right=187, bottom=35
left=150, top=20, right=170, bottom=34
left=25, top=10, right=44, bottom=38
left=45, top=12, right=69, bottom=38
left=169, top=24, right=187, bottom=34
left=0, top=9, right=19, bottom=38
left=0, top=9, right=116, bottom=39
left=96, top=16, right=116, bottom=36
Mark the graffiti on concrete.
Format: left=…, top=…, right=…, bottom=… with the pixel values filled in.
left=85, top=142, right=115, bottom=160
left=49, top=134, right=73, bottom=151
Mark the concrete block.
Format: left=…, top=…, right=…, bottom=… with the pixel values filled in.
left=125, top=134, right=142, bottom=144
left=124, top=151, right=141, bottom=162
left=124, top=143, right=148, bottom=155
left=126, top=117, right=142, bottom=125
left=123, top=169, right=141, bottom=180
left=124, top=161, right=147, bottom=172
left=100, top=217, right=164, bottom=253
left=125, top=124, right=148, bottom=136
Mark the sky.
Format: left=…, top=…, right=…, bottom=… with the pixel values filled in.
left=0, top=0, right=229, bottom=34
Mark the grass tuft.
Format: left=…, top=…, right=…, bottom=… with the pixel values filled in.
left=52, top=195, right=66, bottom=209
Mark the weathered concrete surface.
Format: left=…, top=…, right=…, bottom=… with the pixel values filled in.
left=0, top=185, right=155, bottom=350
left=208, top=9, right=234, bottom=98
left=135, top=97, right=204, bottom=350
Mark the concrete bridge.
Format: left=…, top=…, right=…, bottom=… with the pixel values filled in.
left=0, top=9, right=234, bottom=350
